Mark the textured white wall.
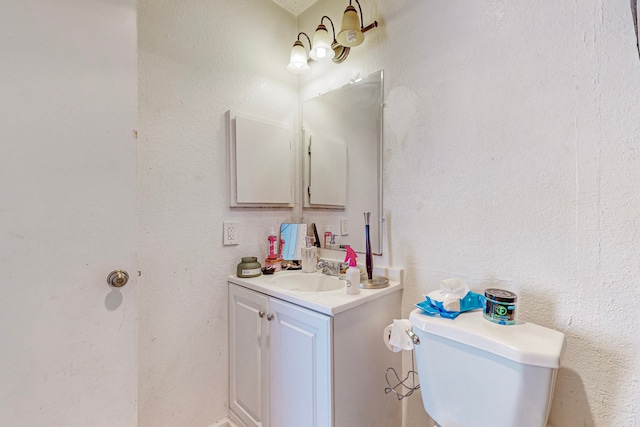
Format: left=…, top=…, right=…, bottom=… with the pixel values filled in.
left=299, top=1, right=640, bottom=426
left=137, top=1, right=297, bottom=426
left=139, top=0, right=639, bottom=425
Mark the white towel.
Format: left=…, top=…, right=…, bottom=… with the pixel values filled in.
left=387, top=319, right=414, bottom=352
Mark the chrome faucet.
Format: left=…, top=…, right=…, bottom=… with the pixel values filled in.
left=317, top=260, right=344, bottom=276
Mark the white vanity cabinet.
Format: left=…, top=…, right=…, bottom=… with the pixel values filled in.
left=229, top=275, right=402, bottom=427
left=229, top=283, right=331, bottom=427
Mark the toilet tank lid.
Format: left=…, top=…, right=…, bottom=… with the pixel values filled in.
left=409, top=309, right=566, bottom=368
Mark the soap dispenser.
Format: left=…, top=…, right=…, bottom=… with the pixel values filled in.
left=344, top=246, right=361, bottom=295
left=301, top=236, right=317, bottom=273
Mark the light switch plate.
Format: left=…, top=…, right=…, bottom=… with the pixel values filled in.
left=340, top=218, right=349, bottom=236
left=223, top=221, right=239, bottom=245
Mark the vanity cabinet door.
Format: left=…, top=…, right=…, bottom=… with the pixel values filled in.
left=269, top=298, right=332, bottom=427
left=229, top=284, right=270, bottom=427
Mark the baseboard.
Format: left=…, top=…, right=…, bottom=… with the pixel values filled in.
left=209, top=417, right=238, bottom=427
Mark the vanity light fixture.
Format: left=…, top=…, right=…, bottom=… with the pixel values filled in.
left=310, top=16, right=350, bottom=64
left=336, top=0, right=378, bottom=48
left=287, top=32, right=312, bottom=74
left=287, top=0, right=377, bottom=73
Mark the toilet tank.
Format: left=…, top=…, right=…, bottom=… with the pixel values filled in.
left=409, top=309, right=566, bottom=427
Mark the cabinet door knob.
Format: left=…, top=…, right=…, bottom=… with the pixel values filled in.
left=258, top=311, right=266, bottom=318
left=266, top=313, right=274, bottom=321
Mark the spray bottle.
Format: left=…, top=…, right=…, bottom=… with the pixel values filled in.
left=344, top=246, right=361, bottom=295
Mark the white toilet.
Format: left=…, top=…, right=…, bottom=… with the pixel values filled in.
left=409, top=309, right=566, bottom=427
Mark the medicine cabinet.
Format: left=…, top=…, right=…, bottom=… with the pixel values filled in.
left=227, top=111, right=294, bottom=207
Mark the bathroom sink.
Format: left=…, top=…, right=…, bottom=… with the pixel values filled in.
left=271, top=273, right=345, bottom=292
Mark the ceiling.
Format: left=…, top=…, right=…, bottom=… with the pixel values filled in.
left=272, top=0, right=317, bottom=16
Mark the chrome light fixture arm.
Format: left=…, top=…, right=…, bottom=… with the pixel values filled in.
left=298, top=32, right=312, bottom=53
left=321, top=16, right=337, bottom=41
left=299, top=31, right=313, bottom=65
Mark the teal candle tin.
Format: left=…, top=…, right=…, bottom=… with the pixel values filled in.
left=483, top=288, right=517, bottom=325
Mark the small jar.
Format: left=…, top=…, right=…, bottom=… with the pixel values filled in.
left=264, top=257, right=282, bottom=272
left=483, top=288, right=517, bottom=325
left=237, top=257, right=262, bottom=278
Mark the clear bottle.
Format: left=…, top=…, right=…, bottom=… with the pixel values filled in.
left=344, top=246, right=361, bottom=295
left=301, top=236, right=317, bottom=273
left=328, top=233, right=338, bottom=249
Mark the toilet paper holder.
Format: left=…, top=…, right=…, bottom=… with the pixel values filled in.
left=384, top=328, right=421, bottom=400
left=406, top=328, right=420, bottom=345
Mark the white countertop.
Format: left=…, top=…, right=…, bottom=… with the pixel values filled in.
left=229, top=267, right=403, bottom=316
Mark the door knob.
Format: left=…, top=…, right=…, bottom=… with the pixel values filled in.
left=266, top=313, right=274, bottom=321
left=107, top=270, right=129, bottom=288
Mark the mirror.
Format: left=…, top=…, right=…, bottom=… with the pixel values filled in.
left=302, top=70, right=383, bottom=255
left=279, top=223, right=308, bottom=261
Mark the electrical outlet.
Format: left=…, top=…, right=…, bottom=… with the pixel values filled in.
left=340, top=218, right=349, bottom=236
left=223, top=221, right=239, bottom=245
